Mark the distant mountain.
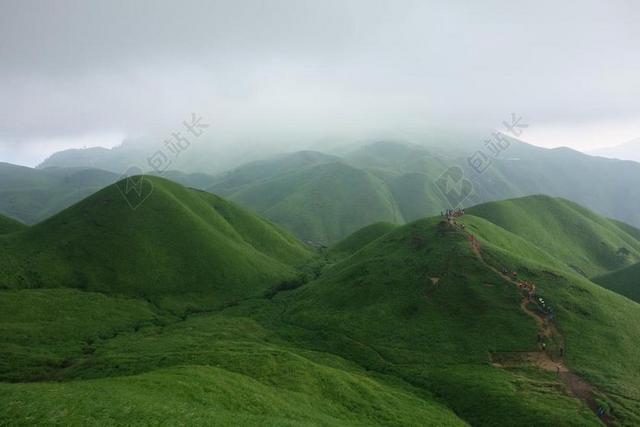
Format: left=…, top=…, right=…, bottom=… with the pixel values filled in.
left=210, top=153, right=404, bottom=244
left=589, top=138, right=640, bottom=163
left=206, top=140, right=640, bottom=243
left=37, top=137, right=290, bottom=175
left=0, top=176, right=311, bottom=303
left=9, top=137, right=640, bottom=240
left=0, top=162, right=119, bottom=224
left=0, top=162, right=218, bottom=225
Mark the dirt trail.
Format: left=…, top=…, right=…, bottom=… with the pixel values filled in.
left=465, top=229, right=614, bottom=426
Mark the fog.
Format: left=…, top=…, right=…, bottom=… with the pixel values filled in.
left=1, top=0, right=639, bottom=166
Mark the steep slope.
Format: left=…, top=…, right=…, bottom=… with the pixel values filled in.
left=467, top=195, right=640, bottom=277
left=0, top=162, right=119, bottom=224
left=212, top=159, right=404, bottom=244
left=0, top=214, right=25, bottom=235
left=594, top=263, right=640, bottom=303
left=0, top=176, right=311, bottom=308
left=590, top=138, right=640, bottom=163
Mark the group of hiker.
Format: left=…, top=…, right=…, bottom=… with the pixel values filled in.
left=441, top=208, right=465, bottom=218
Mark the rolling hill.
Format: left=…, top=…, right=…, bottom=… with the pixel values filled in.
left=211, top=158, right=404, bottom=244
left=2, top=179, right=640, bottom=424
left=594, top=263, right=640, bottom=303
left=206, top=140, right=640, bottom=244
left=0, top=176, right=311, bottom=309
left=467, top=195, right=640, bottom=278
left=0, top=162, right=119, bottom=224
left=7, top=138, right=640, bottom=246
left=267, top=213, right=640, bottom=425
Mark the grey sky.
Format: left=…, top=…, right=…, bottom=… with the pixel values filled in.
left=1, top=0, right=639, bottom=166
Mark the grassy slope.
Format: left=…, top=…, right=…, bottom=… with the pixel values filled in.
left=462, top=215, right=640, bottom=423
left=329, top=222, right=398, bottom=258
left=468, top=195, right=640, bottom=277
left=219, top=161, right=404, bottom=244
left=2, top=192, right=640, bottom=425
left=0, top=289, right=464, bottom=426
left=594, top=263, right=640, bottom=303
left=0, top=176, right=311, bottom=310
left=0, top=214, right=25, bottom=235
left=257, top=215, right=640, bottom=425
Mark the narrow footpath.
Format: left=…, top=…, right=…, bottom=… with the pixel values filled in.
left=464, top=227, right=615, bottom=426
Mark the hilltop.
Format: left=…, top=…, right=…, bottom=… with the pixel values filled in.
left=6, top=139, right=640, bottom=244
left=467, top=195, right=640, bottom=277
left=268, top=213, right=640, bottom=424
left=211, top=158, right=404, bottom=244
left=0, top=176, right=311, bottom=309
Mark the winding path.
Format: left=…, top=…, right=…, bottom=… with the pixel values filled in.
left=465, top=228, right=615, bottom=426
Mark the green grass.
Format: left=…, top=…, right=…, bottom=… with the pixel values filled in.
left=0, top=176, right=312, bottom=311
left=214, top=161, right=405, bottom=245
left=329, top=221, right=398, bottom=258
left=0, top=214, right=25, bottom=234
left=468, top=195, right=640, bottom=277
left=0, top=289, right=158, bottom=382
left=0, top=162, right=119, bottom=224
left=2, top=188, right=640, bottom=425
left=594, top=262, right=640, bottom=303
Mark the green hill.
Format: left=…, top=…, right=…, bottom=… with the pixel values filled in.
left=2, top=189, right=640, bottom=425
left=0, top=176, right=311, bottom=309
left=329, top=221, right=398, bottom=258
left=266, top=215, right=640, bottom=425
left=0, top=162, right=119, bottom=224
left=594, top=263, right=640, bottom=303
left=212, top=159, right=405, bottom=245
left=468, top=195, right=640, bottom=277
left=0, top=214, right=25, bottom=235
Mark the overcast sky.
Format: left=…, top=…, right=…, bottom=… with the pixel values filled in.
left=1, top=0, right=639, bottom=166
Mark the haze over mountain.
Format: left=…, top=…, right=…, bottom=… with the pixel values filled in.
left=2, top=1, right=640, bottom=425
left=590, top=138, right=640, bottom=163
left=5, top=137, right=640, bottom=246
